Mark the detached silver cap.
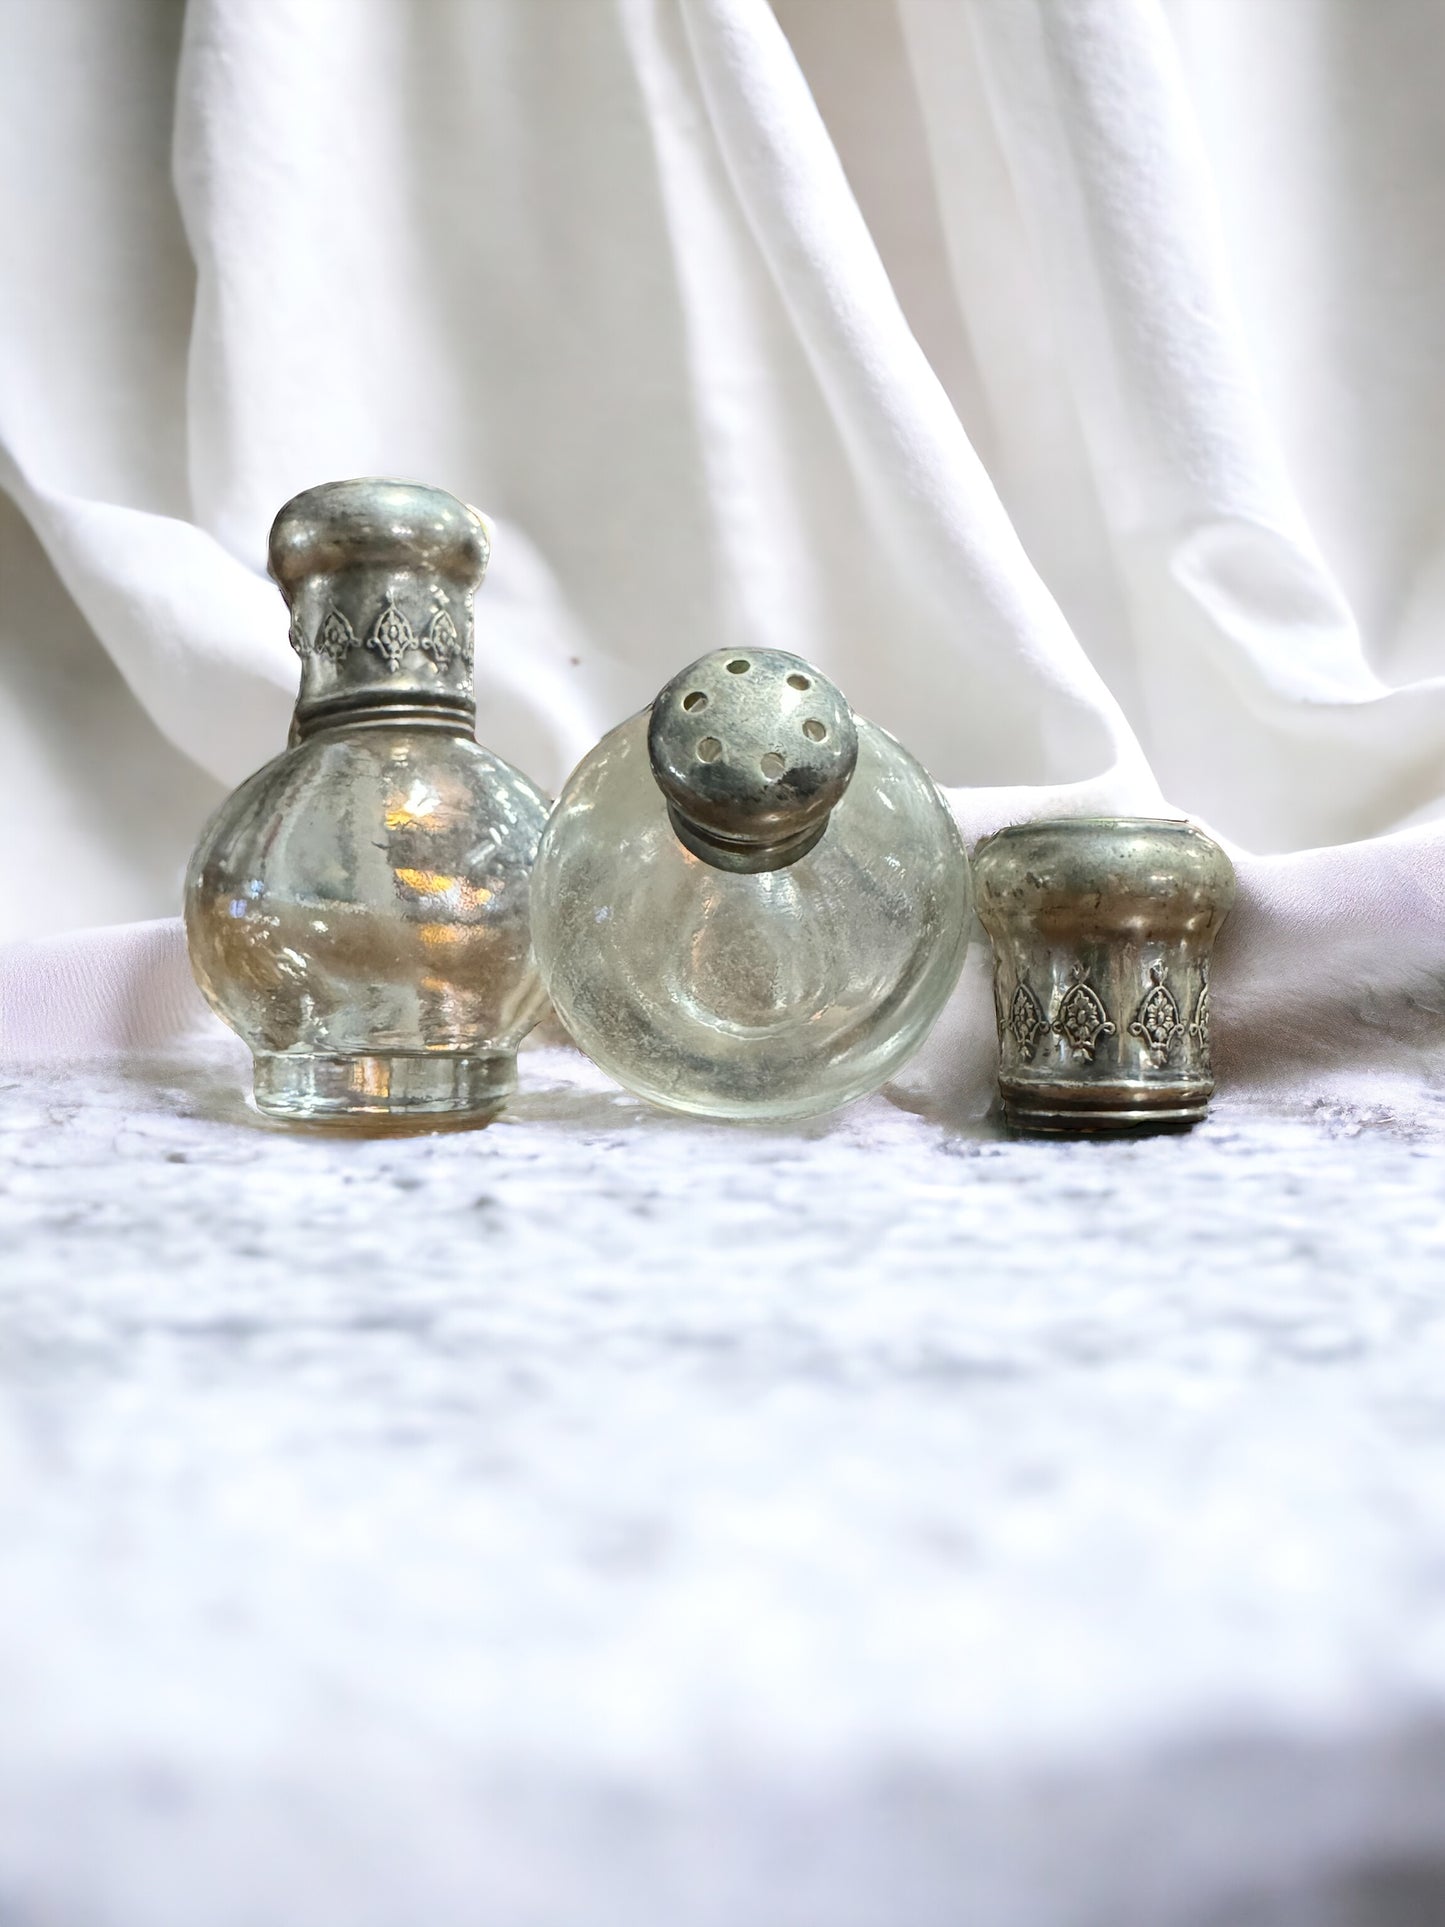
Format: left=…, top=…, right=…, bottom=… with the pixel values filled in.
left=647, top=648, right=858, bottom=872
left=973, top=816, right=1236, bottom=1134
left=270, top=478, right=489, bottom=735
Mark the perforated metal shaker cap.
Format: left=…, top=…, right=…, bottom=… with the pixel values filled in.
left=647, top=648, right=859, bottom=872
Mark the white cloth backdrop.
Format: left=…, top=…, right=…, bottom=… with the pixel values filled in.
left=2, top=0, right=1444, bottom=1122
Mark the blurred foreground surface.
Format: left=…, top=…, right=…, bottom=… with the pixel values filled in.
left=2, top=1039, right=1444, bottom=1927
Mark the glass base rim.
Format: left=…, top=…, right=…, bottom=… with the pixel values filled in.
left=252, top=1049, right=516, bottom=1129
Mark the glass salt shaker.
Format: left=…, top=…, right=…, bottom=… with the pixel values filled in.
left=185, top=478, right=550, bottom=1126
left=530, top=647, right=970, bottom=1120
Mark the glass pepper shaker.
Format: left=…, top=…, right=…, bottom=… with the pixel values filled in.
left=185, top=478, right=550, bottom=1126
left=530, top=647, right=971, bottom=1120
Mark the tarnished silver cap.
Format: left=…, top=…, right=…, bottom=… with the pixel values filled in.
left=647, top=648, right=858, bottom=872
left=270, top=478, right=489, bottom=736
left=973, top=816, right=1236, bottom=1134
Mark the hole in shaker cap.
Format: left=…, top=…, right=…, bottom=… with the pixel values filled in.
left=697, top=736, right=723, bottom=762
left=727, top=658, right=750, bottom=674
left=803, top=719, right=827, bottom=742
left=787, top=673, right=810, bottom=691
left=760, top=752, right=785, bottom=779
left=682, top=691, right=707, bottom=712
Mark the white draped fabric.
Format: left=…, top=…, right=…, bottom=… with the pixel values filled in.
left=3, top=0, right=1444, bottom=1115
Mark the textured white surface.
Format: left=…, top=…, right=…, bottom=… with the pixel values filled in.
left=3, top=1040, right=1445, bottom=1926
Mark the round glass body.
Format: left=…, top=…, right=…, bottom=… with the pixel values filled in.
left=531, top=711, right=970, bottom=1120
left=185, top=722, right=550, bottom=1124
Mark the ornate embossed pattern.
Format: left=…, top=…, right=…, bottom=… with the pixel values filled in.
left=289, top=592, right=473, bottom=671
left=315, top=608, right=358, bottom=663
left=367, top=598, right=416, bottom=671
left=423, top=607, right=461, bottom=665
left=1129, top=964, right=1183, bottom=1067
left=1007, top=981, right=1048, bottom=1061
left=990, top=962, right=1214, bottom=1073
left=1189, top=960, right=1212, bottom=1060
left=1052, top=964, right=1116, bottom=1062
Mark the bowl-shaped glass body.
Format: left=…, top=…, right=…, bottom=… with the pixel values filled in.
left=185, top=722, right=550, bottom=1124
left=531, top=712, right=970, bottom=1120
